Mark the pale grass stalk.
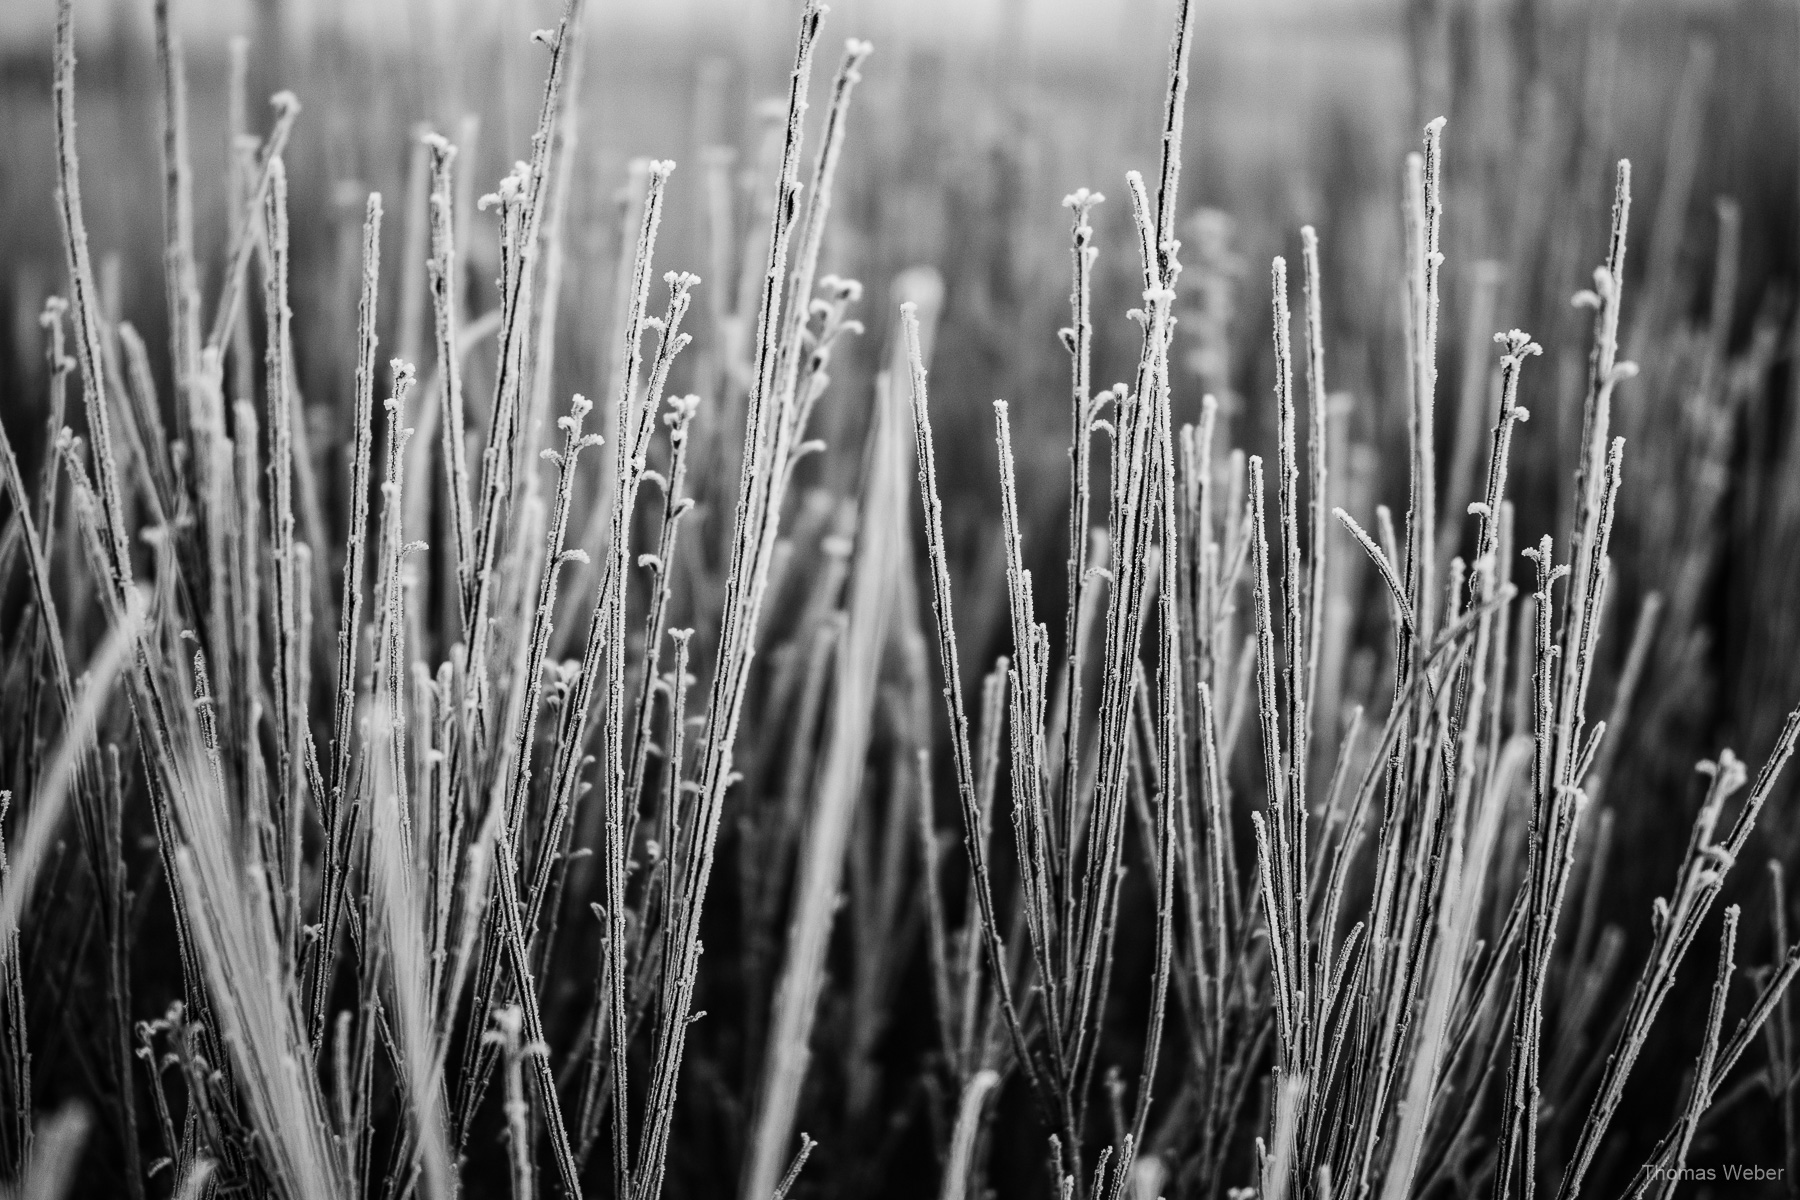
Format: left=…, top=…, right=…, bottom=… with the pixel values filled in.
left=1057, top=187, right=1103, bottom=859
left=1269, top=257, right=1312, bottom=1078
left=393, top=134, right=435, bottom=655
left=261, top=154, right=306, bottom=909
left=637, top=11, right=837, bottom=1200
left=53, top=0, right=134, bottom=596
left=959, top=662, right=1009, bottom=1071
left=1248, top=453, right=1305, bottom=1077
left=1403, top=120, right=1447, bottom=654
left=503, top=386, right=605, bottom=859
left=1647, top=905, right=1736, bottom=1200
left=1259, top=1076, right=1306, bottom=1200
left=770, top=39, right=874, bottom=464
left=463, top=0, right=583, bottom=736
left=941, top=1070, right=1001, bottom=1200
left=1130, top=298, right=1182, bottom=1156
left=596, top=174, right=679, bottom=1200
left=152, top=0, right=201, bottom=434
left=33, top=299, right=71, bottom=549
left=96, top=331, right=165, bottom=559
left=168, top=1158, right=215, bottom=1200
left=297, top=208, right=385, bottom=1043
left=1195, top=680, right=1237, bottom=1055
left=438, top=796, right=501, bottom=1065
left=520, top=0, right=590, bottom=472
left=1300, top=228, right=1329, bottom=734
left=994, top=399, right=1069, bottom=1102
left=673, top=0, right=827, bottom=900
left=486, top=1007, right=539, bottom=1200
left=205, top=90, right=301, bottom=357
left=916, top=746, right=960, bottom=1074
left=223, top=37, right=255, bottom=403
left=1070, top=174, right=1174, bottom=1126
left=739, top=598, right=848, bottom=1029
left=770, top=1135, right=816, bottom=1200
left=425, top=132, right=477, bottom=622
left=6, top=1105, right=88, bottom=1200
left=224, top=389, right=262, bottom=726
left=0, top=381, right=79, bottom=736
left=1470, top=333, right=1539, bottom=596
left=367, top=734, right=453, bottom=1200
left=169, top=730, right=350, bottom=1200
left=1586, top=593, right=1661, bottom=807
left=407, top=305, right=498, bottom=647
left=1151, top=0, right=1198, bottom=288
left=397, top=128, right=432, bottom=374
left=593, top=626, right=690, bottom=1169
left=1556, top=162, right=1634, bottom=794
left=1376, top=345, right=1541, bottom=1200
left=0, top=596, right=143, bottom=956
left=420, top=663, right=461, bottom=1003
left=477, top=644, right=584, bottom=1200
left=555, top=157, right=648, bottom=606
left=1332, top=508, right=1413, bottom=635
left=114, top=323, right=177, bottom=517
left=904, top=305, right=1038, bottom=1098
left=330, top=192, right=384, bottom=818
left=367, top=696, right=454, bottom=1200
left=621, top=394, right=702, bottom=828
left=373, top=361, right=419, bottom=843
left=1379, top=696, right=1520, bottom=1200
left=741, top=362, right=906, bottom=1200
left=1168, top=447, right=1217, bottom=1063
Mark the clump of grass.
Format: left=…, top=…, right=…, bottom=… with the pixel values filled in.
left=2, top=0, right=1798, bottom=1198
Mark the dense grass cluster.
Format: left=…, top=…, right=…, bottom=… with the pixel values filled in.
left=2, top=0, right=1800, bottom=1198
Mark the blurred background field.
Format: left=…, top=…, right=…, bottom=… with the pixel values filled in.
left=9, top=0, right=1795, bottom=612
left=3, top=0, right=1800, bottom=1193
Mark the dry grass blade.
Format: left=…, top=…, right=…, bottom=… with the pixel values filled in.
left=1, top=1105, right=89, bottom=1200
left=204, top=90, right=301, bottom=356
left=462, top=0, right=585, bottom=736
left=52, top=0, right=134, bottom=597
left=366, top=707, right=455, bottom=1200
left=329, top=192, right=384, bottom=811
left=0, top=595, right=143, bottom=955
left=741, top=362, right=906, bottom=1200
left=1646, top=905, right=1737, bottom=1200
left=941, top=1070, right=1001, bottom=1200
left=770, top=1134, right=816, bottom=1200
left=169, top=737, right=350, bottom=1200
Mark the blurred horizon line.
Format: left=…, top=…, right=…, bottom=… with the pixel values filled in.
left=3, top=0, right=1488, bottom=55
